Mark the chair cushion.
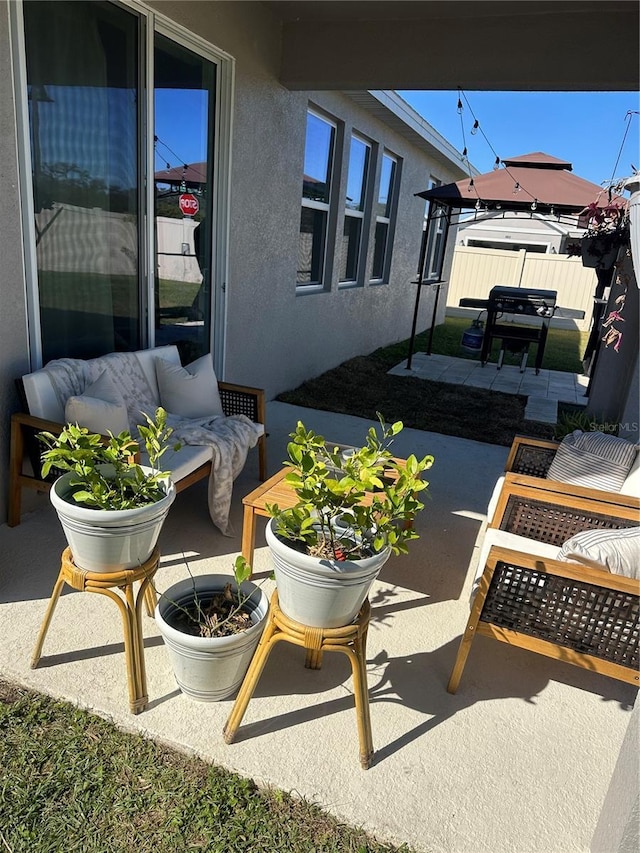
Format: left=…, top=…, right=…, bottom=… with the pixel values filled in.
left=155, top=353, right=223, bottom=419
left=620, top=450, right=640, bottom=497
left=558, top=527, right=640, bottom=579
left=546, top=430, right=638, bottom=492
left=64, top=370, right=130, bottom=436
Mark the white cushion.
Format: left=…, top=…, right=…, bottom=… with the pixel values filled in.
left=139, top=443, right=213, bottom=483
left=64, top=370, right=129, bottom=435
left=547, top=430, right=638, bottom=492
left=471, top=527, right=559, bottom=601
left=620, top=450, right=640, bottom=497
left=155, top=353, right=223, bottom=419
left=558, top=527, right=640, bottom=579
left=486, top=475, right=505, bottom=522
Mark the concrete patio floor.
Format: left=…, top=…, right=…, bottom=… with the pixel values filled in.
left=0, top=402, right=636, bottom=853
left=389, top=353, right=589, bottom=424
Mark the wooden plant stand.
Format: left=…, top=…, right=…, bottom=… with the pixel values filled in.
left=223, top=590, right=374, bottom=769
left=31, top=547, right=160, bottom=714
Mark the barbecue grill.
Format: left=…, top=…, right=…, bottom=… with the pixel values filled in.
left=460, top=286, right=558, bottom=374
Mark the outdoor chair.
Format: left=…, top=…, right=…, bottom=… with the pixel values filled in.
left=448, top=479, right=640, bottom=692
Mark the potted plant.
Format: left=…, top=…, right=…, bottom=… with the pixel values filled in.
left=579, top=200, right=628, bottom=269
left=265, top=415, right=433, bottom=628
left=155, top=556, right=269, bottom=702
left=39, top=408, right=178, bottom=573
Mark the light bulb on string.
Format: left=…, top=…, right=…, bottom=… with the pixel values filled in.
left=513, top=182, right=520, bottom=193
left=531, top=199, right=538, bottom=211
left=475, top=198, right=481, bottom=211
left=462, top=147, right=467, bottom=157
left=468, top=178, right=475, bottom=192
left=493, top=157, right=500, bottom=171
left=549, top=205, right=555, bottom=216
left=457, top=98, right=463, bottom=114
left=471, top=119, right=479, bottom=135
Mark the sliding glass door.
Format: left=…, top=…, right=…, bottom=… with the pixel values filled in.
left=19, top=0, right=225, bottom=367
left=153, top=33, right=216, bottom=362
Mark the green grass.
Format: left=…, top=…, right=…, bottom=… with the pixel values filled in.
left=276, top=318, right=589, bottom=447
left=388, top=317, right=589, bottom=374
left=0, top=681, right=414, bottom=853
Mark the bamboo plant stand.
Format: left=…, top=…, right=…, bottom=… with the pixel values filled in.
left=223, top=590, right=374, bottom=769
left=31, top=546, right=160, bottom=714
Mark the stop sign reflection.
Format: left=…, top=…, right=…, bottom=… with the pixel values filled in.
left=179, top=193, right=199, bottom=217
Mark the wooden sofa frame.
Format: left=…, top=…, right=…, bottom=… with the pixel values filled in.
left=8, top=378, right=267, bottom=528
left=448, top=480, right=640, bottom=692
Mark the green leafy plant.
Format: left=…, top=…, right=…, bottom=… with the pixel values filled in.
left=266, top=413, right=433, bottom=561
left=39, top=407, right=180, bottom=510
left=159, top=556, right=258, bottom=639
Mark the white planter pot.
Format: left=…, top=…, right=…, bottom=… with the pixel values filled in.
left=266, top=518, right=390, bottom=628
left=155, top=574, right=269, bottom=702
left=50, top=470, right=176, bottom=573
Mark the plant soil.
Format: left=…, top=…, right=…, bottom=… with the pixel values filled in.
left=169, top=587, right=253, bottom=638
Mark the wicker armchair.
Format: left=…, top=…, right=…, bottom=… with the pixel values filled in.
left=448, top=480, right=640, bottom=692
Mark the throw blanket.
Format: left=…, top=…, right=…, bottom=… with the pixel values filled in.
left=44, top=353, right=262, bottom=536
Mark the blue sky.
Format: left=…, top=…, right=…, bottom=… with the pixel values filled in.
left=397, top=91, right=640, bottom=189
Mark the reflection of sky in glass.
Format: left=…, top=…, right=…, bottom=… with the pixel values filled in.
left=378, top=154, right=394, bottom=205
left=346, top=137, right=369, bottom=210
left=155, top=89, right=209, bottom=169
left=34, top=85, right=137, bottom=189
left=304, top=113, right=333, bottom=182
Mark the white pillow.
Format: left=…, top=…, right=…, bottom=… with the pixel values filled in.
left=547, top=430, right=638, bottom=492
left=65, top=370, right=130, bottom=436
left=155, top=353, right=223, bottom=419
left=557, top=527, right=640, bottom=579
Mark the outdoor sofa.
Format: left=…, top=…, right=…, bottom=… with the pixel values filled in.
left=449, top=449, right=640, bottom=692
left=8, top=345, right=267, bottom=530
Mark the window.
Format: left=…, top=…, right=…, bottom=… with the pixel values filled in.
left=370, top=151, right=398, bottom=282
left=298, top=110, right=335, bottom=286
left=17, top=0, right=231, bottom=368
left=339, top=133, right=371, bottom=283
left=421, top=178, right=449, bottom=282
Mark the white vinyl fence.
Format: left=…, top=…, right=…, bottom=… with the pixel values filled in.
left=446, top=246, right=598, bottom=330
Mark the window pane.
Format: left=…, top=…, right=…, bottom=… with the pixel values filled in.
left=24, top=0, right=140, bottom=361
left=154, top=33, right=216, bottom=363
left=371, top=221, right=388, bottom=280
left=339, top=216, right=362, bottom=282
left=376, top=153, right=396, bottom=218
left=298, top=207, right=326, bottom=285
left=345, top=136, right=369, bottom=211
left=302, top=113, right=334, bottom=203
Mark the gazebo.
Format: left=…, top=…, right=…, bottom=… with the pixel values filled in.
left=409, top=152, right=626, bottom=367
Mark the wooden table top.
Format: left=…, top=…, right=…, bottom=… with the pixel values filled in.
left=242, top=457, right=408, bottom=516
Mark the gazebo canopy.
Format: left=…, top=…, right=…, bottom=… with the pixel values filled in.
left=417, top=152, right=625, bottom=215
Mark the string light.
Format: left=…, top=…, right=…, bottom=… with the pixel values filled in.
left=531, top=199, right=538, bottom=211
left=471, top=119, right=479, bottom=135
left=513, top=182, right=520, bottom=193
left=457, top=97, right=463, bottom=114
left=462, top=147, right=467, bottom=157
left=494, top=156, right=500, bottom=170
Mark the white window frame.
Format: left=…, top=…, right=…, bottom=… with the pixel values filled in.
left=10, top=0, right=235, bottom=375
left=422, top=177, right=448, bottom=282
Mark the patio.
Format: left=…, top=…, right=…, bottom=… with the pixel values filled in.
left=0, top=401, right=635, bottom=853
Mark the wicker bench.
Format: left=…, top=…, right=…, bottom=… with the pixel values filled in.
left=8, top=345, right=267, bottom=527
left=448, top=480, right=640, bottom=691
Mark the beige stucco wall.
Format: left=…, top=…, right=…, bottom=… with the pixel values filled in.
left=150, top=1, right=459, bottom=398
left=0, top=0, right=30, bottom=523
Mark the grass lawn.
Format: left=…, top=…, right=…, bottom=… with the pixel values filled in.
left=277, top=318, right=589, bottom=447
left=0, top=681, right=413, bottom=853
